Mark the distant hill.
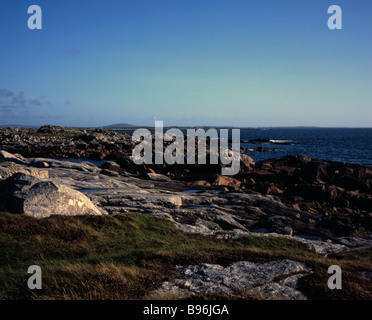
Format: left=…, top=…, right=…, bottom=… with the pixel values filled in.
left=103, top=123, right=137, bottom=128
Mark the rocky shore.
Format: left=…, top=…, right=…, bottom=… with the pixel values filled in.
left=3, top=125, right=370, bottom=237
left=0, top=125, right=133, bottom=160
left=1, top=125, right=371, bottom=300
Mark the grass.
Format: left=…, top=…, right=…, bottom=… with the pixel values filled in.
left=0, top=212, right=371, bottom=300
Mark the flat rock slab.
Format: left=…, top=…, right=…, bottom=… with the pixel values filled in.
left=0, top=162, right=49, bottom=180
left=150, top=259, right=311, bottom=300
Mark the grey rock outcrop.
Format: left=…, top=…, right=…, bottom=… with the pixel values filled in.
left=0, top=173, right=103, bottom=218
left=151, top=259, right=311, bottom=300
left=0, top=162, right=49, bottom=180
left=0, top=150, right=25, bottom=164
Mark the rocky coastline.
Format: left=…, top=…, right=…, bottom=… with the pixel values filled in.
left=0, top=125, right=371, bottom=300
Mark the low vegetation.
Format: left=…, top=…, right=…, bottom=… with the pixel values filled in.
left=0, top=212, right=371, bottom=300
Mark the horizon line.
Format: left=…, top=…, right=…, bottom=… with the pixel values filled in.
left=1, top=124, right=372, bottom=130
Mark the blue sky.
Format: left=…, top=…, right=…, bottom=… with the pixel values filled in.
left=0, top=0, right=371, bottom=127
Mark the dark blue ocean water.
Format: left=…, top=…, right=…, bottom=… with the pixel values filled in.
left=239, top=128, right=372, bottom=166
left=120, top=128, right=372, bottom=167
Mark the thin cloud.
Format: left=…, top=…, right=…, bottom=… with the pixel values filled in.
left=29, top=98, right=42, bottom=106
left=0, top=108, right=30, bottom=119
left=11, top=92, right=27, bottom=107
left=0, top=88, right=14, bottom=98
left=0, top=107, right=18, bottom=112
left=0, top=105, right=28, bottom=109
left=0, top=89, right=54, bottom=110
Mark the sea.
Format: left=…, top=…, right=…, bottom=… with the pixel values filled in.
left=239, top=127, right=372, bottom=166
left=120, top=127, right=372, bottom=167
left=60, top=128, right=372, bottom=167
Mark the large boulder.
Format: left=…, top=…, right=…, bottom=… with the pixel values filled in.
left=238, top=154, right=255, bottom=174
left=213, top=175, right=241, bottom=189
left=100, top=161, right=121, bottom=172
left=0, top=173, right=103, bottom=218
left=37, top=124, right=70, bottom=134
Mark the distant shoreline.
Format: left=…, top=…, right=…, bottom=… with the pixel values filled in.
left=1, top=124, right=372, bottom=130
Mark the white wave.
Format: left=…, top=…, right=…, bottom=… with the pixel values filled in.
left=269, top=139, right=293, bottom=144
